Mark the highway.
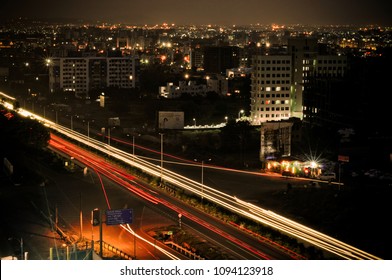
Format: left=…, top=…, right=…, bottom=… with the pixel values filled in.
left=49, top=133, right=296, bottom=259
left=0, top=94, right=382, bottom=260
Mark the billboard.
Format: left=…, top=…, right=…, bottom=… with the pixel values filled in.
left=158, top=111, right=184, bottom=129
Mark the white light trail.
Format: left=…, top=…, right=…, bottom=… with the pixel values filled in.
left=6, top=99, right=382, bottom=260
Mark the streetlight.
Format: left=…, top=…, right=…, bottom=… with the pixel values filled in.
left=193, top=118, right=196, bottom=127
left=160, top=133, right=164, bottom=184
left=132, top=134, right=141, bottom=156
left=225, top=116, right=228, bottom=123
left=194, top=158, right=211, bottom=202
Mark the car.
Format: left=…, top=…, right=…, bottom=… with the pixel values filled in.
left=318, top=172, right=336, bottom=181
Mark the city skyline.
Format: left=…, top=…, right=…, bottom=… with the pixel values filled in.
left=1, top=0, right=391, bottom=26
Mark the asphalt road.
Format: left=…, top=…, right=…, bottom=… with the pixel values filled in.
left=47, top=135, right=298, bottom=260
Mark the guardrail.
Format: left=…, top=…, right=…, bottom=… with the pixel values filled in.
left=164, top=241, right=204, bottom=260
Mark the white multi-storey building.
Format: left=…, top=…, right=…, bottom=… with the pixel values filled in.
left=250, top=38, right=347, bottom=126
left=49, top=56, right=139, bottom=97
left=250, top=55, right=292, bottom=125
left=159, top=81, right=208, bottom=98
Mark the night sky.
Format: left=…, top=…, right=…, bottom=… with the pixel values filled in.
left=1, top=0, right=391, bottom=25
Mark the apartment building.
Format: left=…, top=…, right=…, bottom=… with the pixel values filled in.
left=288, top=37, right=318, bottom=119
left=49, top=55, right=139, bottom=97
left=250, top=38, right=347, bottom=125
left=250, top=55, right=292, bottom=125
left=302, top=55, right=348, bottom=125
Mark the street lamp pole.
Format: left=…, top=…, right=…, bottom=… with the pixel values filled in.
left=20, top=238, right=23, bottom=260
left=79, top=192, right=83, bottom=240
left=201, top=160, right=204, bottom=186
left=132, top=135, right=135, bottom=156
left=201, top=160, right=205, bottom=202
left=160, top=133, right=164, bottom=183
left=194, top=158, right=211, bottom=202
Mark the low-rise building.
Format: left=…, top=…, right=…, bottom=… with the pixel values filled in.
left=159, top=81, right=208, bottom=98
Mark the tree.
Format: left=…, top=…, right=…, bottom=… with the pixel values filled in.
left=220, top=119, right=254, bottom=153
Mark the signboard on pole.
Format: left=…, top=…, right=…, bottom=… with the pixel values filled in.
left=338, top=155, right=349, bottom=162
left=105, top=209, right=133, bottom=225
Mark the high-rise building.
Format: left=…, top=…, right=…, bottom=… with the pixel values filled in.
left=287, top=37, right=318, bottom=119
left=250, top=37, right=347, bottom=125
left=302, top=55, right=348, bottom=126
left=250, top=55, right=292, bottom=125
left=190, top=46, right=204, bottom=70
left=203, top=46, right=240, bottom=74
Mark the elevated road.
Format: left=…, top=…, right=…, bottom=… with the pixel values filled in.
left=0, top=95, right=382, bottom=260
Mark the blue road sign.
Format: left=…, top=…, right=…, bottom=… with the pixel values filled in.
left=105, top=209, right=133, bottom=225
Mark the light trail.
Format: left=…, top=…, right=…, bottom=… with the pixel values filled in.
left=121, top=224, right=181, bottom=260
left=4, top=98, right=382, bottom=260
left=49, top=135, right=272, bottom=259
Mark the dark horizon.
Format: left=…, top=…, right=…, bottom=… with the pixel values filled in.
left=1, top=0, right=391, bottom=26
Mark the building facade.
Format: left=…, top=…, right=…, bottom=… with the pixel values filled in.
left=203, top=46, right=240, bottom=74
left=250, top=55, right=292, bottom=124
left=302, top=55, right=348, bottom=126
left=159, top=81, right=208, bottom=98
left=250, top=38, right=347, bottom=126
left=49, top=56, right=139, bottom=98
left=288, top=37, right=318, bottom=119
